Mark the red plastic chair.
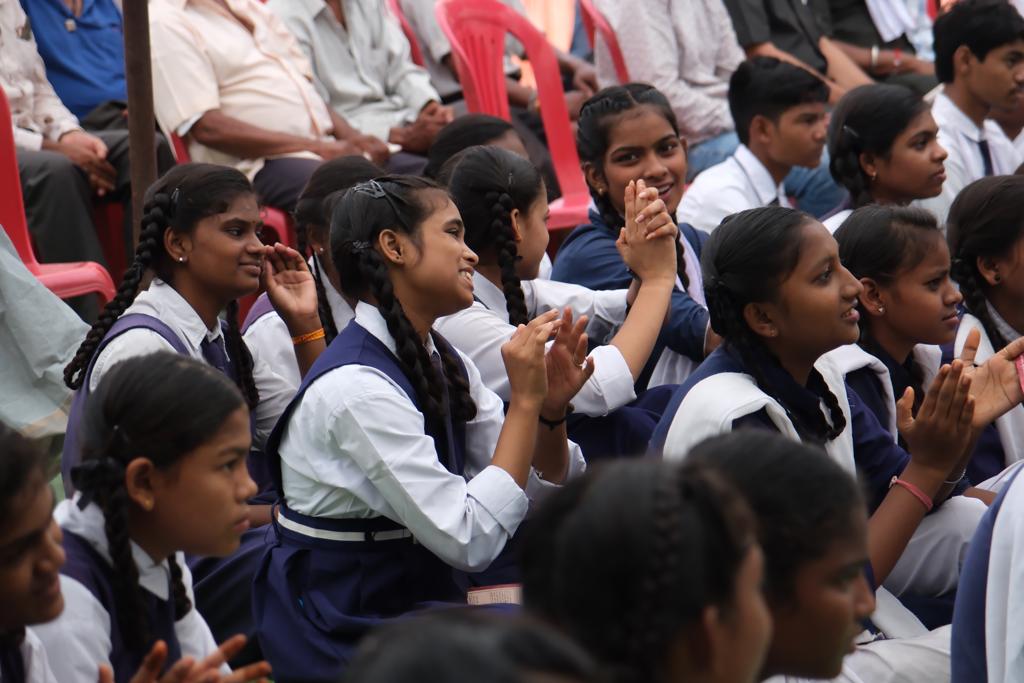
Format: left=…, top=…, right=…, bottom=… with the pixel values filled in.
left=386, top=0, right=427, bottom=67
left=578, top=0, right=629, bottom=84
left=435, top=0, right=591, bottom=250
left=0, top=90, right=115, bottom=304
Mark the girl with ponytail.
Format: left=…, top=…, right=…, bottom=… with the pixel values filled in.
left=552, top=84, right=716, bottom=387
left=650, top=206, right=1024, bottom=611
left=947, top=175, right=1024, bottom=485
left=243, top=156, right=384, bottom=391
left=34, top=353, right=272, bottom=683
left=252, top=175, right=592, bottom=681
left=62, top=162, right=321, bottom=489
left=824, top=84, right=947, bottom=232
left=439, top=145, right=678, bottom=460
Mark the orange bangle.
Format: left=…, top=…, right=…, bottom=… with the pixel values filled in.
left=291, top=328, right=325, bottom=345
left=889, top=476, right=933, bottom=512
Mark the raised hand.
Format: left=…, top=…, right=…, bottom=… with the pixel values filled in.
left=541, top=307, right=596, bottom=417
left=502, top=309, right=561, bottom=411
left=99, top=637, right=271, bottom=683
left=898, top=361, right=975, bottom=476
left=198, top=635, right=272, bottom=683
left=616, top=180, right=677, bottom=283
left=959, top=328, right=1024, bottom=426
left=261, top=243, right=320, bottom=332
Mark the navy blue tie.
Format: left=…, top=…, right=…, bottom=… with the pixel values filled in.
left=0, top=637, right=25, bottom=683
left=201, top=336, right=230, bottom=375
left=978, top=139, right=995, bottom=177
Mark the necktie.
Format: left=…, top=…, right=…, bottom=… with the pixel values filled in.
left=0, top=637, right=25, bottom=683
left=978, top=139, right=995, bottom=177
left=201, top=335, right=230, bottom=375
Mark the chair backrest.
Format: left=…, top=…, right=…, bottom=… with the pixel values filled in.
left=577, top=0, right=629, bottom=84
left=0, top=88, right=40, bottom=269
left=386, top=0, right=427, bottom=67
left=435, top=0, right=589, bottom=199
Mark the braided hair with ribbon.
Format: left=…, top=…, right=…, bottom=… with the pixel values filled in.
left=72, top=352, right=246, bottom=652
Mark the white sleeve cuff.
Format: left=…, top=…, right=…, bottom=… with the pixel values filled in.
left=466, top=464, right=530, bottom=535
left=572, top=345, right=636, bottom=416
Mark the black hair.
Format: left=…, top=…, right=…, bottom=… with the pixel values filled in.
left=63, top=163, right=259, bottom=409
left=522, top=460, right=755, bottom=683
left=702, top=206, right=848, bottom=443
left=294, top=156, right=385, bottom=344
left=330, top=175, right=476, bottom=428
left=0, top=423, right=50, bottom=521
left=835, top=205, right=942, bottom=352
left=728, top=57, right=829, bottom=147
left=685, top=432, right=865, bottom=603
left=947, top=175, right=1024, bottom=350
left=72, top=352, right=246, bottom=653
left=424, top=113, right=518, bottom=180
left=344, top=610, right=599, bottom=683
left=446, top=146, right=545, bottom=326
left=827, top=84, right=930, bottom=207
left=576, top=83, right=691, bottom=289
left=933, top=0, right=1024, bottom=83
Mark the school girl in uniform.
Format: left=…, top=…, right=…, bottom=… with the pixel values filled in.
left=551, top=84, right=716, bottom=386
left=691, top=431, right=956, bottom=683
left=649, top=206, right=1024, bottom=606
left=823, top=84, right=948, bottom=232
left=0, top=422, right=64, bottom=683
left=951, top=452, right=1024, bottom=683
left=33, top=353, right=272, bottom=683
left=438, top=145, right=678, bottom=460
left=830, top=206, right=956, bottom=449
left=520, top=458, right=771, bottom=683
left=60, top=162, right=321, bottom=662
left=243, top=156, right=384, bottom=392
left=252, top=176, right=591, bottom=682
left=947, top=175, right=1024, bottom=486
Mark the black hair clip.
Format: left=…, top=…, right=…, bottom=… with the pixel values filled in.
left=168, top=187, right=181, bottom=219
left=842, top=125, right=862, bottom=145
left=70, top=457, right=125, bottom=510
left=348, top=240, right=371, bottom=252
left=354, top=179, right=388, bottom=199
left=507, top=171, right=514, bottom=191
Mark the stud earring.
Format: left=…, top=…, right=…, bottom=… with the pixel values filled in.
left=768, top=327, right=778, bottom=338
left=878, top=306, right=885, bottom=314
left=995, top=273, right=1002, bottom=283
left=178, top=256, right=186, bottom=263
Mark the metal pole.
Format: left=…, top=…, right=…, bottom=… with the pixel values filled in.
left=122, top=0, right=157, bottom=250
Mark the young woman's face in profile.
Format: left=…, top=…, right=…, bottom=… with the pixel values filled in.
left=715, top=544, right=774, bottom=683
left=870, top=110, right=947, bottom=204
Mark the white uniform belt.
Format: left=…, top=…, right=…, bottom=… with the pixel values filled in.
left=278, top=511, right=414, bottom=542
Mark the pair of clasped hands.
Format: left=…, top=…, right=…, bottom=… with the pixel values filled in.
left=500, top=179, right=679, bottom=417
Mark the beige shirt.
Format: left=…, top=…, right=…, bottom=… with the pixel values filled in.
left=149, top=0, right=334, bottom=178
left=593, top=0, right=743, bottom=145
left=0, top=0, right=80, bottom=150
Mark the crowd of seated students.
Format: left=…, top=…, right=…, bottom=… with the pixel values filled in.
left=10, top=0, right=1024, bottom=682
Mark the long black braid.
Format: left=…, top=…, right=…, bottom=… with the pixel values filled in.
left=294, top=156, right=385, bottom=344
left=704, top=207, right=848, bottom=444
left=577, top=84, right=690, bottom=290
left=224, top=300, right=258, bottom=409
left=445, top=145, right=545, bottom=327
left=947, top=176, right=1024, bottom=352
left=332, top=176, right=477, bottom=427
left=73, top=354, right=244, bottom=654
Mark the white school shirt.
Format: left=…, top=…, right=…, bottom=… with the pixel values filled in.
left=33, top=498, right=228, bottom=683
left=677, top=144, right=791, bottom=232
left=86, top=279, right=293, bottom=449
left=915, top=92, right=1023, bottom=223
left=823, top=209, right=853, bottom=233
left=0, top=629, right=56, bottom=683
left=243, top=258, right=356, bottom=392
left=278, top=301, right=586, bottom=572
left=434, top=273, right=635, bottom=416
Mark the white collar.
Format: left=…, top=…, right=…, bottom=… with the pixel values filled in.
left=933, top=91, right=988, bottom=143
left=986, top=299, right=1022, bottom=344
left=55, top=497, right=177, bottom=601
left=734, top=144, right=785, bottom=206
left=353, top=301, right=440, bottom=357
left=132, top=279, right=224, bottom=351
left=470, top=272, right=511, bottom=322
left=309, top=256, right=355, bottom=328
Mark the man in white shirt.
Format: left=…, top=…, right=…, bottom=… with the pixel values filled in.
left=917, top=0, right=1024, bottom=222
left=266, top=0, right=453, bottom=161
left=678, top=57, right=830, bottom=232
left=592, top=0, right=846, bottom=218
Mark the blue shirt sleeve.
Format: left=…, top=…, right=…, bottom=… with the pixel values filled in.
left=552, top=228, right=710, bottom=362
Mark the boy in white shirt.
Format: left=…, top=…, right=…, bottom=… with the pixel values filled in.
left=678, top=57, right=830, bottom=232
left=917, top=0, right=1024, bottom=222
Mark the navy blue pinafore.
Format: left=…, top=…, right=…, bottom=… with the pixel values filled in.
left=252, top=321, right=470, bottom=682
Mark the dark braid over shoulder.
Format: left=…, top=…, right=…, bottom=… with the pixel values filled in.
left=311, top=257, right=341, bottom=344
left=101, top=485, right=151, bottom=650
left=488, top=190, right=529, bottom=326
left=167, top=557, right=192, bottom=619
left=951, top=257, right=1008, bottom=350
left=64, top=193, right=171, bottom=390
left=435, top=334, right=478, bottom=423
left=224, top=300, right=259, bottom=409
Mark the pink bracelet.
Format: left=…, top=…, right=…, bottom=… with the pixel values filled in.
left=890, top=476, right=934, bottom=512
left=1016, top=355, right=1024, bottom=401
